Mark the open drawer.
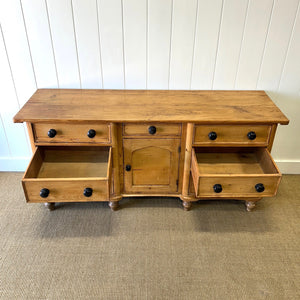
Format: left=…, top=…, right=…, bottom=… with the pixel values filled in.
left=191, top=148, right=281, bottom=198
left=22, top=146, right=112, bottom=203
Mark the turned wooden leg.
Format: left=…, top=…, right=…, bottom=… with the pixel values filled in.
left=108, top=201, right=119, bottom=211
left=45, top=202, right=55, bottom=211
left=182, top=201, right=192, bottom=211
left=245, top=201, right=256, bottom=212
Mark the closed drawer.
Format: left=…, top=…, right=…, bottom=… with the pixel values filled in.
left=123, top=123, right=181, bottom=137
left=22, top=146, right=112, bottom=203
left=33, top=123, right=111, bottom=144
left=191, top=148, right=281, bottom=198
left=193, top=125, right=271, bottom=146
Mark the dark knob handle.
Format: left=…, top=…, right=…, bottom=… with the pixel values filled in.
left=83, top=187, right=93, bottom=197
left=148, top=126, right=156, bottom=135
left=213, top=184, right=222, bottom=193
left=40, top=188, right=49, bottom=198
left=255, top=183, right=265, bottom=193
left=87, top=129, right=96, bottom=138
left=208, top=131, right=217, bottom=140
left=125, top=164, right=131, bottom=171
left=47, top=129, right=56, bottom=138
left=247, top=131, right=256, bottom=140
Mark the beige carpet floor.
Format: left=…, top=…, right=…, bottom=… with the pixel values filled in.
left=0, top=172, right=299, bottom=299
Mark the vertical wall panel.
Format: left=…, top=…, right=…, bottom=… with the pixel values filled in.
left=0, top=0, right=33, bottom=162
left=97, top=0, right=124, bottom=89
left=46, top=0, right=80, bottom=88
left=123, top=0, right=147, bottom=89
left=191, top=0, right=223, bottom=90
left=169, top=0, right=198, bottom=89
left=0, top=0, right=36, bottom=105
left=235, top=0, right=273, bottom=89
left=213, top=0, right=249, bottom=89
left=0, top=1, right=300, bottom=172
left=72, top=0, right=103, bottom=89
left=21, top=0, right=58, bottom=88
left=278, top=6, right=300, bottom=94
left=257, top=0, right=299, bottom=90
left=0, top=116, right=10, bottom=158
left=271, top=6, right=300, bottom=160
left=0, top=27, right=31, bottom=157
left=147, top=0, right=172, bottom=89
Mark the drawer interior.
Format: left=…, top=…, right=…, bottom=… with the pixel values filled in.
left=193, top=147, right=279, bottom=175
left=24, top=146, right=111, bottom=179
left=191, top=147, right=281, bottom=198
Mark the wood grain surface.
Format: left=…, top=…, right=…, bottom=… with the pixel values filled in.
left=123, top=123, right=181, bottom=136
left=13, top=89, right=289, bottom=124
left=33, top=123, right=111, bottom=144
left=191, top=148, right=281, bottom=198
left=193, top=124, right=271, bottom=146
left=123, top=138, right=180, bottom=193
left=22, top=146, right=111, bottom=203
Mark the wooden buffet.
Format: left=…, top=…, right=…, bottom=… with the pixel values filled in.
left=13, top=89, right=289, bottom=211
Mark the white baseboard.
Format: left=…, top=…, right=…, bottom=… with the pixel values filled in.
left=275, top=160, right=300, bottom=174
left=0, top=157, right=30, bottom=172
left=0, top=158, right=299, bottom=174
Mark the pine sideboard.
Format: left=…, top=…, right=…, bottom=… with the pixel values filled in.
left=13, top=89, right=289, bottom=211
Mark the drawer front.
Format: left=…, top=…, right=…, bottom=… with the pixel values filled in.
left=123, top=123, right=181, bottom=137
left=194, top=176, right=281, bottom=198
left=23, top=179, right=109, bottom=203
left=33, top=123, right=111, bottom=144
left=193, top=125, right=271, bottom=145
left=22, top=146, right=112, bottom=203
left=191, top=148, right=281, bottom=198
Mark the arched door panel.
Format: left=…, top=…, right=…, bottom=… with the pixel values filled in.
left=123, top=139, right=180, bottom=193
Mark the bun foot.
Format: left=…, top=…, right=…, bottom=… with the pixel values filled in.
left=245, top=201, right=256, bottom=212
left=45, top=202, right=55, bottom=211
left=182, top=201, right=192, bottom=211
left=108, top=201, right=119, bottom=211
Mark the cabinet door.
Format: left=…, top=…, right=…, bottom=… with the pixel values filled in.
left=123, top=139, right=180, bottom=193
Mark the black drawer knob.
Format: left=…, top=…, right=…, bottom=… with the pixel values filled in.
left=208, top=131, right=217, bottom=140
left=255, top=183, right=265, bottom=193
left=83, top=188, right=93, bottom=197
left=247, top=131, right=256, bottom=140
left=87, top=129, right=96, bottom=138
left=213, top=184, right=222, bottom=193
left=40, top=188, right=50, bottom=198
left=47, top=129, right=56, bottom=138
left=148, top=126, right=156, bottom=135
left=125, top=164, right=131, bottom=171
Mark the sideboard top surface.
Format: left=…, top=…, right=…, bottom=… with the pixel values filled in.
left=13, top=89, right=289, bottom=125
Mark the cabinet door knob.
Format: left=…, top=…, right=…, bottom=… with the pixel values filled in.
left=47, top=129, right=57, bottom=138
left=213, top=184, right=222, bottom=193
left=125, top=164, right=131, bottom=171
left=208, top=131, right=217, bottom=140
left=87, top=129, right=96, bottom=138
left=148, top=126, right=156, bottom=135
left=83, top=187, right=93, bottom=197
left=247, top=131, right=256, bottom=140
left=40, top=188, right=50, bottom=198
left=255, top=183, right=265, bottom=193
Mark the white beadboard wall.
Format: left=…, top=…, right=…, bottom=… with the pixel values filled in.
left=0, top=0, right=299, bottom=173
